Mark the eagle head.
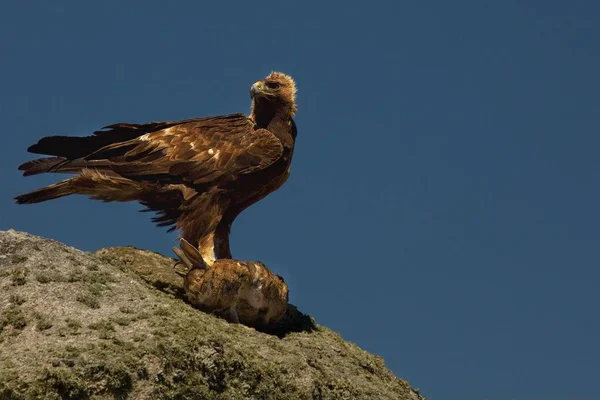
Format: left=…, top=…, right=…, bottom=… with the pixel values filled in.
left=250, top=72, right=297, bottom=117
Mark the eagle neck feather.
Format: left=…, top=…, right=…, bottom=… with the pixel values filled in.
left=250, top=102, right=294, bottom=130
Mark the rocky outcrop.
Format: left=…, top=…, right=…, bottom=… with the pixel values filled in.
left=0, top=230, right=424, bottom=400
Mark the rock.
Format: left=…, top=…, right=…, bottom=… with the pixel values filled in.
left=0, top=230, right=425, bottom=400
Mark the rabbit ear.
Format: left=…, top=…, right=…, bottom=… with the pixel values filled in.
left=172, top=246, right=194, bottom=269
left=179, top=238, right=208, bottom=270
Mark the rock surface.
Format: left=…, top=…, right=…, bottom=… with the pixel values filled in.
left=0, top=230, right=424, bottom=400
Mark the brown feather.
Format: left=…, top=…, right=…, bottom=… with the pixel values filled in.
left=18, top=157, right=67, bottom=176
left=15, top=179, right=75, bottom=204
left=16, top=73, right=298, bottom=266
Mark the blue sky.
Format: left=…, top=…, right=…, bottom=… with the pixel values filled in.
left=1, top=1, right=599, bottom=399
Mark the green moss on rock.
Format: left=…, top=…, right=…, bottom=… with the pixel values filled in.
left=10, top=267, right=28, bottom=286
left=0, top=230, right=425, bottom=400
left=0, top=305, right=28, bottom=332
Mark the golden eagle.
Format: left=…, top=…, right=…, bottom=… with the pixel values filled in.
left=16, top=72, right=298, bottom=265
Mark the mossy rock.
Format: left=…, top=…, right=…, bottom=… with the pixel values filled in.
left=0, top=230, right=424, bottom=399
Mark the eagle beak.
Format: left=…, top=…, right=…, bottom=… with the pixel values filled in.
left=250, top=82, right=262, bottom=98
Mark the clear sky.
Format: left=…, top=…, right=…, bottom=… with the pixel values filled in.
left=1, top=1, right=599, bottom=399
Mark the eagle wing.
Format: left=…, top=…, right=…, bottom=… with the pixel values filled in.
left=110, top=116, right=283, bottom=184
left=25, top=114, right=284, bottom=186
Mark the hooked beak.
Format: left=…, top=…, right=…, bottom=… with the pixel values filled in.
left=250, top=82, right=263, bottom=98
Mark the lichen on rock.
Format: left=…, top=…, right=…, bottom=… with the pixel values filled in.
left=0, top=230, right=424, bottom=399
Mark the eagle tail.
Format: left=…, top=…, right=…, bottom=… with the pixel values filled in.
left=15, top=179, right=75, bottom=204
left=18, top=157, right=112, bottom=176
left=18, top=157, right=69, bottom=176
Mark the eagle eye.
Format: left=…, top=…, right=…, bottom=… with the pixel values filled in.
left=266, top=82, right=280, bottom=90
